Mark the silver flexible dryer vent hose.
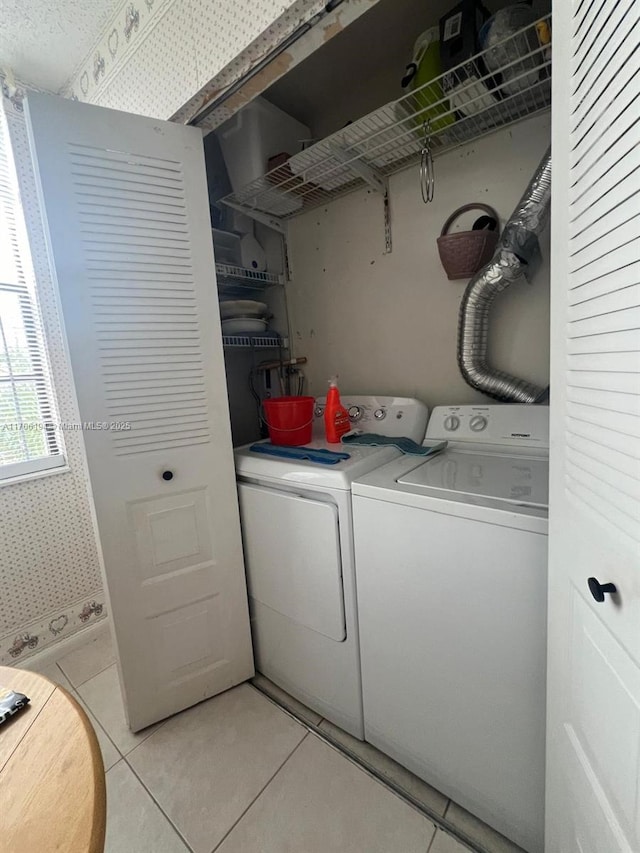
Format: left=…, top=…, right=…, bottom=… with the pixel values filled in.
left=457, top=147, right=552, bottom=403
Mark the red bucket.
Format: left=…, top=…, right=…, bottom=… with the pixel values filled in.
left=262, top=396, right=315, bottom=446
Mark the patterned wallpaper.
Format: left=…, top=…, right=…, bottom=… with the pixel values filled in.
left=62, top=0, right=326, bottom=117
left=0, top=91, right=106, bottom=665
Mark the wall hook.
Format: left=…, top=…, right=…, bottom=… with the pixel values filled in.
left=420, top=120, right=435, bottom=204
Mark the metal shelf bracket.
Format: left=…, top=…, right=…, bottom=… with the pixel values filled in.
left=222, top=199, right=288, bottom=235
left=330, top=144, right=392, bottom=253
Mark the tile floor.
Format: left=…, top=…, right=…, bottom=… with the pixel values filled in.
left=24, top=631, right=525, bottom=853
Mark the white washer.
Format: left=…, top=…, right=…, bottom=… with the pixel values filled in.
left=352, top=404, right=549, bottom=853
left=235, top=396, right=429, bottom=739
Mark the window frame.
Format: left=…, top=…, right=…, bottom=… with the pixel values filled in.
left=0, top=106, right=65, bottom=484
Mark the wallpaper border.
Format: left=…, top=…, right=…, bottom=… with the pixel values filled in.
left=62, top=0, right=334, bottom=115
left=61, top=0, right=176, bottom=102
left=0, top=590, right=108, bottom=666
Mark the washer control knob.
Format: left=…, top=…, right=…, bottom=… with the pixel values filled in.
left=444, top=415, right=460, bottom=431
left=348, top=405, right=363, bottom=421
left=314, top=405, right=324, bottom=418
left=469, top=415, right=488, bottom=432
left=373, top=408, right=386, bottom=420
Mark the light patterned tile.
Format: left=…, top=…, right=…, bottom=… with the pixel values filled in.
left=72, top=689, right=120, bottom=772
left=105, top=760, right=189, bottom=853
left=319, top=718, right=449, bottom=817
left=24, top=660, right=119, bottom=771
left=127, top=683, right=307, bottom=853
left=57, top=629, right=114, bottom=687
left=218, top=734, right=436, bottom=853
left=446, top=802, right=526, bottom=853
left=28, top=661, right=74, bottom=691
left=76, top=664, right=163, bottom=755
left=251, top=674, right=323, bottom=726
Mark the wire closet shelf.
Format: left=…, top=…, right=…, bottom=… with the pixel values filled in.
left=222, top=334, right=286, bottom=348
left=215, top=263, right=283, bottom=296
left=221, top=15, right=551, bottom=223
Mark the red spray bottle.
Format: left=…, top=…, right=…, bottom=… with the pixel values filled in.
left=324, top=376, right=350, bottom=444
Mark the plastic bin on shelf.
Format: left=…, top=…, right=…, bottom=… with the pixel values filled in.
left=217, top=97, right=311, bottom=216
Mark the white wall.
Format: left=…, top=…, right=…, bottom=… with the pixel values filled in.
left=287, top=114, right=551, bottom=409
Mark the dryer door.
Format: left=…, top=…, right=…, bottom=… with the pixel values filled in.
left=238, top=483, right=346, bottom=641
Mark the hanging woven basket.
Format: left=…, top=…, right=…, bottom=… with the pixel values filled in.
left=437, top=203, right=500, bottom=280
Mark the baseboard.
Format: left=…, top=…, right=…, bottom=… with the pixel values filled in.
left=0, top=588, right=107, bottom=666
left=13, top=619, right=112, bottom=671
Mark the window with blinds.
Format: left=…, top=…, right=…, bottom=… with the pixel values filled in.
left=0, top=109, right=64, bottom=481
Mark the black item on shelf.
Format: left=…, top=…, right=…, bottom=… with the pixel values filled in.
left=439, top=0, right=495, bottom=118
left=440, top=0, right=491, bottom=72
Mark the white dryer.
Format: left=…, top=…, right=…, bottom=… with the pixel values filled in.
left=352, top=404, right=549, bottom=853
left=235, top=396, right=429, bottom=739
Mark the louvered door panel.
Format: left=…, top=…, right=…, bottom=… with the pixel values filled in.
left=567, top=46, right=640, bottom=539
left=571, top=142, right=640, bottom=220
left=546, top=1, right=640, bottom=851
left=572, top=0, right=637, bottom=93
left=66, top=143, right=210, bottom=456
left=26, top=93, right=253, bottom=732
left=570, top=10, right=638, bottom=127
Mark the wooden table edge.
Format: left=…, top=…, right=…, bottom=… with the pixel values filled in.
left=1, top=668, right=106, bottom=853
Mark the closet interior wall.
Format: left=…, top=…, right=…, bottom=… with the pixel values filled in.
left=285, top=114, right=551, bottom=406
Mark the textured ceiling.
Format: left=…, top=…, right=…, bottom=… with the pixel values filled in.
left=0, top=0, right=121, bottom=92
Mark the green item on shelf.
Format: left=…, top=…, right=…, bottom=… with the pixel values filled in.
left=402, top=27, right=455, bottom=134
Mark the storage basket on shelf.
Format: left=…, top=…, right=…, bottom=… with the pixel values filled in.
left=437, top=203, right=499, bottom=280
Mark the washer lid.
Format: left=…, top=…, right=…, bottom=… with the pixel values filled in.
left=397, top=448, right=549, bottom=509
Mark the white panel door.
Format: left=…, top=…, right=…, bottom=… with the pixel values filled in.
left=25, top=93, right=254, bottom=731
left=547, top=0, right=640, bottom=849
left=238, top=483, right=346, bottom=641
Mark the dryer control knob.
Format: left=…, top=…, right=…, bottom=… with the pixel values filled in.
left=444, top=415, right=460, bottom=431
left=348, top=405, right=363, bottom=421
left=470, top=415, right=488, bottom=432
left=373, top=408, right=386, bottom=420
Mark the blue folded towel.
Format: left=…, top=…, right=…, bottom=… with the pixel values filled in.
left=340, top=433, right=448, bottom=457
left=249, top=443, right=351, bottom=465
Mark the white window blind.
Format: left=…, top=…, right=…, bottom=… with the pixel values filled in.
left=0, top=108, right=64, bottom=481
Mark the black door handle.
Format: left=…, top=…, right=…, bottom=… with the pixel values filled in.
left=587, top=577, right=617, bottom=603
left=162, top=470, right=174, bottom=481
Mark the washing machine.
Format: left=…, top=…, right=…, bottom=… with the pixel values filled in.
left=234, top=395, right=429, bottom=739
left=352, top=404, right=549, bottom=853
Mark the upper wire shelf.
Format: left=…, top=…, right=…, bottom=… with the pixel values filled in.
left=222, top=333, right=287, bottom=349
left=215, top=263, right=283, bottom=294
left=221, top=15, right=551, bottom=224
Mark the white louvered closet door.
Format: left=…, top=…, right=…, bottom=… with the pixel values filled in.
left=547, top=0, right=640, bottom=850
left=25, top=93, right=253, bottom=731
